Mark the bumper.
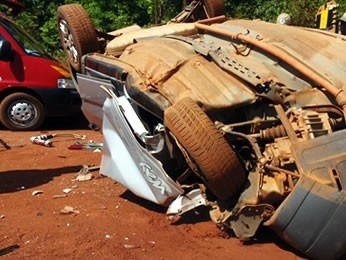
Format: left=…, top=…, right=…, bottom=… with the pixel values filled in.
left=33, top=88, right=81, bottom=116
left=264, top=129, right=346, bottom=260
left=265, top=175, right=346, bottom=260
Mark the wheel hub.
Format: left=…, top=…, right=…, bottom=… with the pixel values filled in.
left=59, top=20, right=78, bottom=64
left=9, top=101, right=35, bottom=124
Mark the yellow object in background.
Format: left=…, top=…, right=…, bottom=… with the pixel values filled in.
left=315, top=1, right=339, bottom=31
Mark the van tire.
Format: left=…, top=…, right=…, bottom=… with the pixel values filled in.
left=0, top=93, right=45, bottom=131
left=164, top=97, right=246, bottom=200
left=57, top=4, right=99, bottom=72
left=203, top=0, right=226, bottom=18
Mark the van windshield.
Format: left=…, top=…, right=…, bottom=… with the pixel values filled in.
left=0, top=16, right=51, bottom=58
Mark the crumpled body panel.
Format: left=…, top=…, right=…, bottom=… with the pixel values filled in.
left=119, top=37, right=256, bottom=110
left=216, top=19, right=346, bottom=91
left=116, top=19, right=346, bottom=111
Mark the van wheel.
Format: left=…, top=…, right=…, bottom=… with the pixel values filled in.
left=164, top=97, right=246, bottom=200
left=0, top=93, right=45, bottom=131
left=57, top=4, right=99, bottom=72
left=203, top=0, right=226, bottom=18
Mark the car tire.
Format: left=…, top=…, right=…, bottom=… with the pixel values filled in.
left=203, top=0, right=226, bottom=18
left=164, top=97, right=246, bottom=200
left=0, top=92, right=45, bottom=131
left=57, top=4, right=99, bottom=72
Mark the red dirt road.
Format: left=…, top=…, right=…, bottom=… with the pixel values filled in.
left=0, top=117, right=304, bottom=259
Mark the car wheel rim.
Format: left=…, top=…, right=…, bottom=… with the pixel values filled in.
left=8, top=100, right=37, bottom=126
left=59, top=19, right=78, bottom=64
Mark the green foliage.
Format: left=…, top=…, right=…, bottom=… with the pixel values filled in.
left=226, top=0, right=346, bottom=27
left=227, top=0, right=323, bottom=25
left=80, top=0, right=152, bottom=31
left=287, top=0, right=325, bottom=27
left=2, top=0, right=346, bottom=61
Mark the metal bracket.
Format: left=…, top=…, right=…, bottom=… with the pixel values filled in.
left=227, top=204, right=275, bottom=241
left=166, top=187, right=208, bottom=223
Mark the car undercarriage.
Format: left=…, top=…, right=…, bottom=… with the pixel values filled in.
left=57, top=1, right=346, bottom=259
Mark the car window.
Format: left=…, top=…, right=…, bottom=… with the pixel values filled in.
left=0, top=16, right=51, bottom=58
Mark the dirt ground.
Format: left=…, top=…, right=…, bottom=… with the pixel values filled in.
left=0, top=116, right=306, bottom=260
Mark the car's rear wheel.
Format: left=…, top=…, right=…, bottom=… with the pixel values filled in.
left=0, top=92, right=45, bottom=131
left=203, top=0, right=226, bottom=18
left=164, top=97, right=246, bottom=200
left=57, top=4, right=99, bottom=72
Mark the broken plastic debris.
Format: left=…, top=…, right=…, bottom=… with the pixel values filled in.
left=76, top=165, right=100, bottom=181
left=68, top=141, right=103, bottom=150
left=29, top=133, right=86, bottom=147
left=29, top=136, right=53, bottom=147
left=167, top=214, right=181, bottom=224
left=32, top=190, right=43, bottom=196
left=76, top=173, right=93, bottom=181
left=53, top=194, right=68, bottom=199
left=78, top=165, right=100, bottom=174
left=123, top=244, right=140, bottom=249
left=60, top=206, right=80, bottom=214
left=148, top=241, right=156, bottom=247
left=63, top=188, right=72, bottom=194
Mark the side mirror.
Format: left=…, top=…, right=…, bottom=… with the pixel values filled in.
left=0, top=40, right=14, bottom=61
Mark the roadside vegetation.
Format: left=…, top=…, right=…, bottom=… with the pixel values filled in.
left=1, top=0, right=346, bottom=62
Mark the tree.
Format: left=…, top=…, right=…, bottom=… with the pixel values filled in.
left=288, top=0, right=326, bottom=27
left=1, top=0, right=155, bottom=59
left=2, top=0, right=346, bottom=61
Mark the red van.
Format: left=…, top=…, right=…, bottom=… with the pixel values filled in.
left=0, top=0, right=81, bottom=130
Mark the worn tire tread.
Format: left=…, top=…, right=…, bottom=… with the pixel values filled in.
left=57, top=4, right=99, bottom=71
left=164, top=97, right=246, bottom=200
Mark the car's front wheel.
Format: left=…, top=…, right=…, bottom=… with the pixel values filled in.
left=0, top=92, right=45, bottom=130
left=164, top=97, right=247, bottom=200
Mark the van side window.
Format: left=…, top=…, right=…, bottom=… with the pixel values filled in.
left=0, top=19, right=50, bottom=58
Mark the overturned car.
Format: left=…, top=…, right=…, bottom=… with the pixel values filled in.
left=57, top=1, right=346, bottom=259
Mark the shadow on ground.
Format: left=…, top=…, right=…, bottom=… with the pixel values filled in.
left=120, top=190, right=167, bottom=214
left=0, top=165, right=83, bottom=193
left=41, top=113, right=90, bottom=130
left=242, top=226, right=308, bottom=258
left=0, top=113, right=91, bottom=131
